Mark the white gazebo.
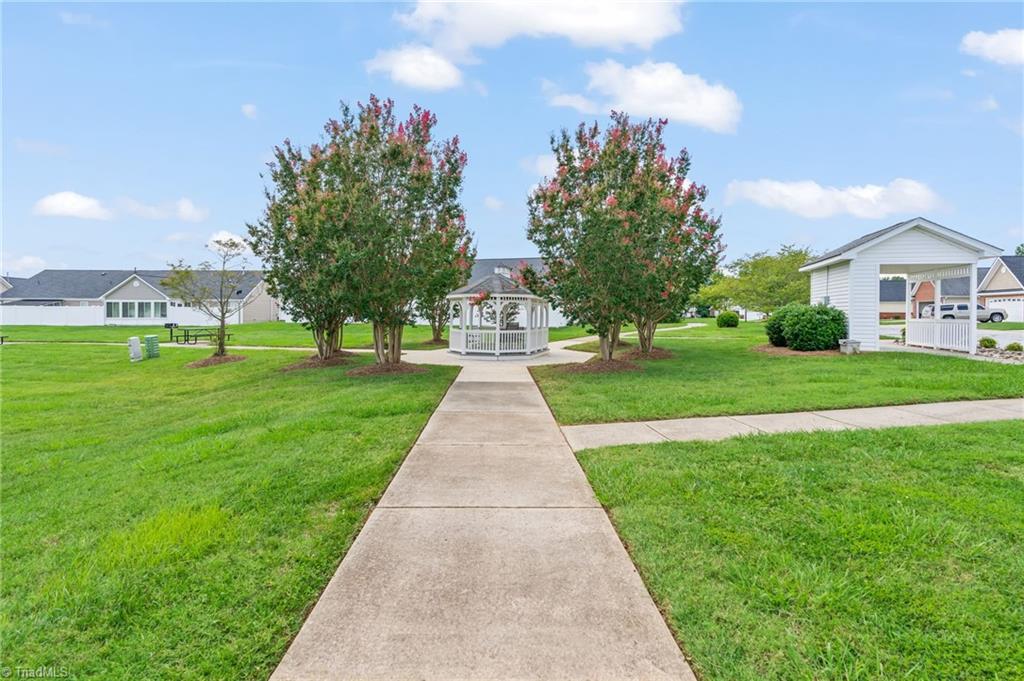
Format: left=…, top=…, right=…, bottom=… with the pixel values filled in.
left=800, top=217, right=1002, bottom=354
left=446, top=271, right=550, bottom=358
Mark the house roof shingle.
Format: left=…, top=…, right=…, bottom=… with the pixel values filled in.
left=0, top=269, right=263, bottom=302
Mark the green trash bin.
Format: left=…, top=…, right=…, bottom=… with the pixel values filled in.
left=144, top=334, right=160, bottom=359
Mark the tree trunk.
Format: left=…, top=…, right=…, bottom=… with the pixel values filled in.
left=216, top=317, right=227, bottom=356
left=598, top=333, right=614, bottom=361
left=430, top=318, right=444, bottom=343
left=372, top=322, right=387, bottom=365
left=332, top=321, right=344, bottom=355
left=388, top=324, right=403, bottom=364
left=313, top=328, right=329, bottom=360
left=635, top=316, right=657, bottom=354
left=610, top=322, right=622, bottom=349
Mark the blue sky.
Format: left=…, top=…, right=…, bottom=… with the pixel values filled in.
left=3, top=2, right=1022, bottom=277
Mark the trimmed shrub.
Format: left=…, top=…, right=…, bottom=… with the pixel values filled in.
left=782, top=303, right=848, bottom=351
left=1005, top=342, right=1023, bottom=352
left=979, top=337, right=997, bottom=349
left=764, top=303, right=801, bottom=347
left=716, top=310, right=740, bottom=328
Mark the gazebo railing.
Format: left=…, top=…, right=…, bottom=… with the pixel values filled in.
left=906, top=319, right=972, bottom=353
left=449, top=328, right=549, bottom=355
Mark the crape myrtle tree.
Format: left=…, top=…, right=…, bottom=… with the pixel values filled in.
left=162, top=238, right=255, bottom=357
left=248, top=136, right=356, bottom=360
left=413, top=140, right=475, bottom=343
left=525, top=113, right=723, bottom=360
left=249, top=96, right=471, bottom=366
left=345, top=96, right=469, bottom=366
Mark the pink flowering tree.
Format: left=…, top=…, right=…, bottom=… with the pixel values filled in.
left=251, top=96, right=471, bottom=366
left=526, top=113, right=723, bottom=359
left=413, top=136, right=475, bottom=343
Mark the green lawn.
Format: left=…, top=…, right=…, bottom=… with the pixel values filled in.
left=533, top=321, right=1024, bottom=424
left=0, top=344, right=458, bottom=679
left=579, top=422, right=1024, bottom=680
left=0, top=321, right=590, bottom=350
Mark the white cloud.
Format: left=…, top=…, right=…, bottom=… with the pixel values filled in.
left=241, top=103, right=258, bottom=119
left=974, top=96, right=1000, bottom=112
left=960, top=29, right=1024, bottom=66
left=725, top=178, right=942, bottom=219
left=366, top=45, right=463, bottom=90
left=33, top=191, right=112, bottom=220
left=164, top=231, right=195, bottom=243
left=58, top=11, right=109, bottom=28
left=541, top=79, right=600, bottom=114
left=118, top=197, right=169, bottom=220
left=207, top=230, right=250, bottom=254
left=14, top=138, right=69, bottom=156
left=549, top=60, right=742, bottom=134
left=115, top=197, right=208, bottom=222
left=521, top=154, right=558, bottom=178
left=483, top=196, right=505, bottom=211
left=2, top=254, right=46, bottom=277
left=176, top=198, right=208, bottom=223
left=395, top=2, right=684, bottom=57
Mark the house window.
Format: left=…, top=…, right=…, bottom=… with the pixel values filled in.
left=106, top=301, right=120, bottom=318
left=155, top=302, right=168, bottom=318
left=122, top=301, right=136, bottom=318
left=138, top=302, right=152, bottom=318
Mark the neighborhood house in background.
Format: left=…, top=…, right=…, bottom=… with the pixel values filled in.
left=0, top=269, right=278, bottom=326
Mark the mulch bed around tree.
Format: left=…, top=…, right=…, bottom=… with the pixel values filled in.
left=618, top=347, right=674, bottom=361
left=558, top=357, right=641, bottom=374
left=280, top=353, right=354, bottom=372
left=346, top=361, right=428, bottom=377
left=186, top=354, right=247, bottom=368
left=420, top=338, right=449, bottom=347
left=752, top=344, right=840, bottom=357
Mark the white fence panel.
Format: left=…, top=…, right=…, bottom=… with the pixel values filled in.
left=906, top=320, right=972, bottom=352
left=0, top=306, right=104, bottom=326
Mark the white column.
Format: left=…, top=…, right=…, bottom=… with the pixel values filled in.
left=969, top=263, right=978, bottom=355
left=933, top=278, right=941, bottom=349
left=904, top=276, right=911, bottom=323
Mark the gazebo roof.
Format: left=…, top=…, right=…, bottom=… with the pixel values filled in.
left=448, top=272, right=537, bottom=297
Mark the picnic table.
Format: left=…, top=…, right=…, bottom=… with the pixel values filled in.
left=170, top=328, right=232, bottom=345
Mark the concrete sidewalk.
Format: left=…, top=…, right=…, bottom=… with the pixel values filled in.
left=271, top=364, right=694, bottom=680
left=561, top=398, right=1024, bottom=451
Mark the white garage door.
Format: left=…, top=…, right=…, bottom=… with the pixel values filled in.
left=987, top=297, right=1024, bottom=322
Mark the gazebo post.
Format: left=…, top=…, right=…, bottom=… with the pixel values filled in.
left=969, top=262, right=978, bottom=355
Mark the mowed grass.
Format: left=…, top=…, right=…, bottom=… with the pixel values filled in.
left=0, top=321, right=591, bottom=350
left=0, top=344, right=457, bottom=679
left=579, top=422, right=1024, bottom=680
left=533, top=321, right=1024, bottom=424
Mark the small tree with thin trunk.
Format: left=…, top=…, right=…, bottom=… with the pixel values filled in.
left=162, top=238, right=254, bottom=357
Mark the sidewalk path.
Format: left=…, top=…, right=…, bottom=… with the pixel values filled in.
left=271, top=362, right=695, bottom=680
left=561, top=398, right=1024, bottom=451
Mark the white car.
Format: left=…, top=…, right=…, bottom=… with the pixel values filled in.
left=921, top=303, right=1007, bottom=323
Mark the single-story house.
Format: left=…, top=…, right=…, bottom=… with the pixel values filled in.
left=0, top=269, right=282, bottom=326
left=800, top=217, right=1002, bottom=352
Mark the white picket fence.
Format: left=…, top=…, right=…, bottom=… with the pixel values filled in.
left=905, top=319, right=972, bottom=353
